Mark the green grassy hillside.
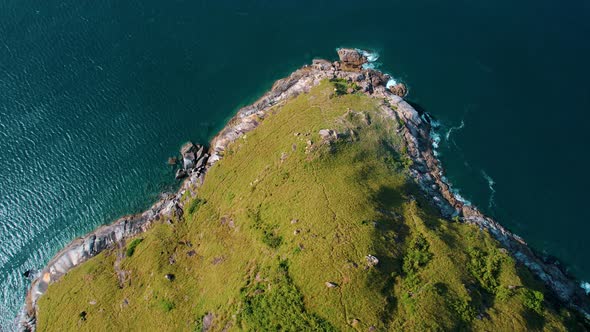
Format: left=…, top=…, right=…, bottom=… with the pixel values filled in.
left=37, top=80, right=582, bottom=331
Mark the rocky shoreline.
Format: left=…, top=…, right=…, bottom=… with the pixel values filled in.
left=20, top=49, right=589, bottom=330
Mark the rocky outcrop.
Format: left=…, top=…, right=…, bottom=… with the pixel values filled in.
left=22, top=49, right=590, bottom=330
left=389, top=83, right=408, bottom=97
left=337, top=48, right=367, bottom=71
left=180, top=142, right=208, bottom=173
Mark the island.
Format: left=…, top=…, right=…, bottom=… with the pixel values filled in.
left=21, top=49, right=590, bottom=331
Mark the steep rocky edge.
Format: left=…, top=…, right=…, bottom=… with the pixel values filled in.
left=20, top=49, right=590, bottom=330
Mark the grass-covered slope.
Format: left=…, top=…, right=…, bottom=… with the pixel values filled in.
left=37, top=80, right=582, bottom=331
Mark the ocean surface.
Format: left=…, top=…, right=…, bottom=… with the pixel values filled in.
left=1, top=0, right=589, bottom=328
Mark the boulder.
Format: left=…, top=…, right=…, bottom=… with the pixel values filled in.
left=319, top=129, right=337, bottom=141
left=337, top=48, right=367, bottom=71
left=325, top=282, right=338, bottom=288
left=195, top=154, right=208, bottom=169
left=196, top=145, right=205, bottom=160
left=183, top=152, right=196, bottom=170
left=367, top=70, right=388, bottom=87
left=164, top=274, right=175, bottom=281
left=180, top=142, right=196, bottom=155
left=389, top=83, right=408, bottom=97
left=175, top=169, right=187, bottom=180
left=366, top=255, right=379, bottom=267
left=312, top=59, right=333, bottom=71
left=167, top=157, right=177, bottom=165
left=202, top=312, right=215, bottom=332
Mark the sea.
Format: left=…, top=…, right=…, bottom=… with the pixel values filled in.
left=1, top=0, right=589, bottom=328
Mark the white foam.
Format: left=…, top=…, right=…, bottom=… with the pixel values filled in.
left=481, top=170, right=496, bottom=208
left=386, top=78, right=398, bottom=88
left=445, top=119, right=465, bottom=141
left=451, top=188, right=473, bottom=206
left=362, top=62, right=377, bottom=70
left=431, top=131, right=441, bottom=149
left=359, top=49, right=379, bottom=62
left=581, top=281, right=590, bottom=294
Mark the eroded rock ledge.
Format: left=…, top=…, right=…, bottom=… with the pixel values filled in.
left=20, top=49, right=590, bottom=330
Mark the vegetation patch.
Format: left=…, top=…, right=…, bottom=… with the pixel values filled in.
left=239, top=261, right=334, bottom=331
left=125, top=238, right=143, bottom=257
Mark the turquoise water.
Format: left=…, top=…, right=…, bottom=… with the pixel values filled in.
left=1, top=0, right=589, bottom=328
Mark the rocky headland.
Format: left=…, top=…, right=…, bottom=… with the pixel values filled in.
left=20, top=49, right=590, bottom=330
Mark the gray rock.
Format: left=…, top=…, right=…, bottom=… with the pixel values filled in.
left=195, top=154, right=208, bottom=169
left=366, top=255, right=379, bottom=267
left=164, top=274, right=175, bottom=281
left=319, top=129, right=337, bottom=141
left=325, top=282, right=338, bottom=288
left=175, top=169, right=187, bottom=180
left=180, top=142, right=196, bottom=155
left=202, top=312, right=215, bottom=332
left=183, top=152, right=196, bottom=170
left=196, top=145, right=205, bottom=160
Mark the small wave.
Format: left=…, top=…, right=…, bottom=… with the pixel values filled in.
left=481, top=170, right=496, bottom=209
left=428, top=118, right=442, bottom=156
left=445, top=119, right=465, bottom=141
left=386, top=78, right=398, bottom=88
left=356, top=49, right=381, bottom=70
left=440, top=175, right=473, bottom=206
left=359, top=49, right=379, bottom=62
left=581, top=281, right=590, bottom=295
left=362, top=62, right=378, bottom=70
left=451, top=188, right=473, bottom=206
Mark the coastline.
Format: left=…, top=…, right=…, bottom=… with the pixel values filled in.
left=20, top=49, right=590, bottom=330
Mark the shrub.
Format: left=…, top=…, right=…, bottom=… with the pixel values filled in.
left=125, top=238, right=143, bottom=257
left=450, top=298, right=477, bottom=322
left=239, top=261, right=334, bottom=331
left=466, top=247, right=503, bottom=294
left=402, top=234, right=433, bottom=275
left=522, top=289, right=544, bottom=314
left=262, top=231, right=282, bottom=249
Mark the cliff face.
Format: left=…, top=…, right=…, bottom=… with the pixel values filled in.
left=22, top=49, right=589, bottom=331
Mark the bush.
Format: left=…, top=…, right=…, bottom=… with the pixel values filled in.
left=402, top=234, right=432, bottom=275
left=262, top=231, right=282, bottom=249
left=239, top=261, right=334, bottom=331
left=466, top=247, right=503, bottom=294
left=125, top=238, right=143, bottom=257
left=522, top=289, right=544, bottom=314
left=450, top=298, right=477, bottom=322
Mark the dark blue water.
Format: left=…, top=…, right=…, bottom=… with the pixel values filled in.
left=1, top=0, right=589, bottom=328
